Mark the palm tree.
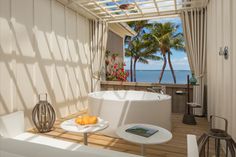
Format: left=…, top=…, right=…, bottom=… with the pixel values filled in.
left=125, top=36, right=134, bottom=82
left=145, top=22, right=185, bottom=84
left=126, top=37, right=161, bottom=82
left=125, top=20, right=151, bottom=82
left=127, top=20, right=150, bottom=35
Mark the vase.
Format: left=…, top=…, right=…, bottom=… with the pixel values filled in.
left=189, top=74, right=197, bottom=85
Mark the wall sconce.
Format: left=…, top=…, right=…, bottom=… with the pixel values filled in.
left=219, top=46, right=229, bottom=59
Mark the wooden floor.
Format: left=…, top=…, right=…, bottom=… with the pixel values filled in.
left=30, top=113, right=210, bottom=157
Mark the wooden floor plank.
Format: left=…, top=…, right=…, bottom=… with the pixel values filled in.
left=29, top=113, right=216, bottom=157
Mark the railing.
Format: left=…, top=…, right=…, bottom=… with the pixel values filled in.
left=100, top=81, right=193, bottom=113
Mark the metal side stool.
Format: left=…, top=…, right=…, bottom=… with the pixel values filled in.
left=183, top=102, right=201, bottom=125
left=198, top=115, right=236, bottom=157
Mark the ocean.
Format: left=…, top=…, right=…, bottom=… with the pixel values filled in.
left=127, top=70, right=191, bottom=84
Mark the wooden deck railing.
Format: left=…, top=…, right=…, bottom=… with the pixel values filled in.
left=100, top=81, right=193, bottom=113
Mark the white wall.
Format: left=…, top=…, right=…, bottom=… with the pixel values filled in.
left=107, top=30, right=124, bottom=58
left=207, top=0, right=236, bottom=140
left=0, top=0, right=92, bottom=128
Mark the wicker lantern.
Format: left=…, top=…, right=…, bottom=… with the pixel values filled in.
left=32, top=93, right=56, bottom=133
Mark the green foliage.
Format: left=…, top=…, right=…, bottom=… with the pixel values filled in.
left=125, top=20, right=185, bottom=83
left=105, top=52, right=129, bottom=81
left=125, top=20, right=161, bottom=82
left=146, top=22, right=185, bottom=83
left=145, top=22, right=185, bottom=54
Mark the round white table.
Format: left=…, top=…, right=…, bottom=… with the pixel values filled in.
left=116, top=124, right=172, bottom=156
left=60, top=117, right=109, bottom=145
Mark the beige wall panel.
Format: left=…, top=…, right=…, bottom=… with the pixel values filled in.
left=0, top=63, right=13, bottom=114
left=11, top=0, right=36, bottom=128
left=11, top=0, right=33, bottom=26
left=11, top=0, right=34, bottom=57
left=77, top=15, right=91, bottom=100
left=50, top=32, right=63, bottom=60
left=222, top=0, right=232, bottom=132
left=66, top=10, right=78, bottom=63
left=34, top=0, right=53, bottom=104
left=51, top=1, right=65, bottom=61
left=11, top=19, right=35, bottom=58
left=206, top=1, right=213, bottom=116
left=34, top=0, right=51, bottom=32
left=66, top=67, right=79, bottom=114
left=0, top=18, right=12, bottom=54
left=0, top=0, right=14, bottom=115
left=0, top=0, right=11, bottom=20
left=231, top=0, right=236, bottom=140
left=65, top=9, right=77, bottom=111
left=0, top=0, right=91, bottom=128
left=16, top=64, right=35, bottom=127
left=207, top=0, right=236, bottom=140
left=107, top=30, right=124, bottom=58
left=214, top=0, right=223, bottom=120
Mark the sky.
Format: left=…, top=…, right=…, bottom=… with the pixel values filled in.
left=124, top=17, right=190, bottom=71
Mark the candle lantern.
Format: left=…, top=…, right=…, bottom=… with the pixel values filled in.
left=32, top=93, right=56, bottom=133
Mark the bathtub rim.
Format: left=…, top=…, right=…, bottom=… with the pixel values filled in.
left=88, top=90, right=171, bottom=102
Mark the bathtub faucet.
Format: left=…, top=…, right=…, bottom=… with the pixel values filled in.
left=147, top=86, right=166, bottom=95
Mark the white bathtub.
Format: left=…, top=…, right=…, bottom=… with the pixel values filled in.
left=88, top=90, right=172, bottom=137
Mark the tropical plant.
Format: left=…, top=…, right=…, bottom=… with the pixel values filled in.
left=125, top=36, right=134, bottom=82
left=105, top=51, right=129, bottom=81
left=125, top=37, right=161, bottom=82
left=144, top=22, right=185, bottom=83
left=125, top=20, right=153, bottom=82
left=127, top=20, right=150, bottom=35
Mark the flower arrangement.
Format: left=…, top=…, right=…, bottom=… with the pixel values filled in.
left=105, top=51, right=129, bottom=81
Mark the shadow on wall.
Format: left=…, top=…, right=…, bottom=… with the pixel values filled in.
left=0, top=0, right=92, bottom=128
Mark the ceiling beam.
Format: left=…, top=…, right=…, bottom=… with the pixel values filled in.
left=108, top=13, right=180, bottom=23
left=67, top=0, right=102, bottom=20
left=174, top=0, right=177, bottom=11
left=92, top=0, right=115, bottom=19
left=153, top=0, right=160, bottom=14
left=134, top=1, right=144, bottom=16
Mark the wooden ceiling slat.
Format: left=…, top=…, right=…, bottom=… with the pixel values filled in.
left=112, top=0, right=129, bottom=18
left=134, top=1, right=144, bottom=16
left=153, top=0, right=160, bottom=14
left=93, top=1, right=115, bottom=18
left=174, top=0, right=177, bottom=11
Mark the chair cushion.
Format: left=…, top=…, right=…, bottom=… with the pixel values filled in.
left=0, top=136, right=103, bottom=157
left=187, top=134, right=199, bottom=157
left=0, top=111, right=25, bottom=137
left=0, top=150, right=26, bottom=157
left=13, top=132, right=141, bottom=157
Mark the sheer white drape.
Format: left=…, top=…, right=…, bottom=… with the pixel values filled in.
left=89, top=20, right=108, bottom=92
left=181, top=8, right=207, bottom=115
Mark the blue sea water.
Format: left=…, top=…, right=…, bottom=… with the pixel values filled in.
left=127, top=70, right=191, bottom=84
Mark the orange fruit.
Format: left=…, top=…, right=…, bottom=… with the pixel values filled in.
left=75, top=116, right=98, bottom=125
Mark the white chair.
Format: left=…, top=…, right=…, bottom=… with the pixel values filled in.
left=0, top=111, right=25, bottom=138
left=187, top=134, right=199, bottom=157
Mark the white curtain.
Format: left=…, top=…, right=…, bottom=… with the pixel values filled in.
left=181, top=8, right=207, bottom=116
left=89, top=20, right=108, bottom=92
